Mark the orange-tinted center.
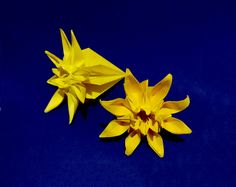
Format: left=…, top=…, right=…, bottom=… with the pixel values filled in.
left=137, top=110, right=152, bottom=122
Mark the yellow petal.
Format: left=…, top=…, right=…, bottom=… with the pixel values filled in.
left=125, top=131, right=141, bottom=156
left=44, top=89, right=65, bottom=113
left=160, top=95, right=190, bottom=115
left=147, top=131, right=164, bottom=157
left=148, top=121, right=159, bottom=133
left=100, top=98, right=132, bottom=116
left=82, top=48, right=124, bottom=73
left=99, top=120, right=129, bottom=138
left=52, top=68, right=60, bottom=76
left=85, top=79, right=122, bottom=99
left=83, top=65, right=125, bottom=85
left=139, top=121, right=146, bottom=135
left=70, top=30, right=83, bottom=63
left=140, top=79, right=152, bottom=114
left=60, top=29, right=71, bottom=59
left=66, top=92, right=79, bottom=124
left=150, top=74, right=172, bottom=110
left=71, top=85, right=86, bottom=104
left=124, top=69, right=142, bottom=111
left=47, top=75, right=58, bottom=86
left=130, top=120, right=140, bottom=131
left=47, top=76, right=66, bottom=88
left=45, top=50, right=62, bottom=68
left=162, top=117, right=192, bottom=134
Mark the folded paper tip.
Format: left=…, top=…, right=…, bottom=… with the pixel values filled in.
left=59, top=28, right=64, bottom=33
left=125, top=68, right=132, bottom=76
left=99, top=132, right=109, bottom=138
left=167, top=73, right=173, bottom=79
left=186, top=95, right=190, bottom=100
left=125, top=150, right=131, bottom=156
left=159, top=154, right=164, bottom=158
left=70, top=30, right=75, bottom=36
left=44, top=108, right=49, bottom=113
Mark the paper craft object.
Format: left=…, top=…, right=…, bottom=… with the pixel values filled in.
left=44, top=29, right=125, bottom=124
left=99, top=69, right=191, bottom=157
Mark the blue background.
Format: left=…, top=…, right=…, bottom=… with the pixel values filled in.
left=0, top=0, right=235, bottom=186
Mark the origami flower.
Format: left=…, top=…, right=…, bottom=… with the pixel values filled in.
left=100, top=69, right=191, bottom=157
left=44, top=29, right=125, bottom=124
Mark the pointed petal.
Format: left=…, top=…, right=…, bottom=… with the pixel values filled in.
left=44, top=89, right=64, bottom=113
left=66, top=92, right=79, bottom=124
left=125, top=131, right=141, bottom=156
left=52, top=68, right=60, bottom=76
left=71, top=30, right=83, bottom=63
left=47, top=75, right=58, bottom=87
left=99, top=120, right=129, bottom=138
left=140, top=79, right=152, bottom=114
left=147, top=131, right=164, bottom=157
left=78, top=48, right=125, bottom=98
left=85, top=79, right=123, bottom=99
left=140, top=80, right=149, bottom=101
left=60, top=29, right=71, bottom=58
left=45, top=51, right=62, bottom=67
left=148, top=121, right=159, bottom=133
left=150, top=74, right=172, bottom=109
left=160, top=96, right=190, bottom=115
left=124, top=69, right=142, bottom=111
left=82, top=48, right=124, bottom=74
left=162, top=117, right=192, bottom=134
left=100, top=98, right=132, bottom=116
left=83, top=65, right=125, bottom=85
left=130, top=120, right=140, bottom=131
left=47, top=76, right=65, bottom=88
left=139, top=121, right=146, bottom=135
left=71, top=85, right=86, bottom=103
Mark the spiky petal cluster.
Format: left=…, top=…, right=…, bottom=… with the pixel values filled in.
left=100, top=69, right=191, bottom=157
left=44, top=29, right=125, bottom=124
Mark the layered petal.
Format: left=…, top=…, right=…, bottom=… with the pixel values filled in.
left=140, top=80, right=152, bottom=114
left=82, top=48, right=124, bottom=72
left=147, top=130, right=164, bottom=157
left=162, top=117, right=192, bottom=134
left=85, top=79, right=123, bottom=99
left=70, top=30, right=83, bottom=64
left=45, top=51, right=62, bottom=68
left=66, top=92, right=79, bottom=124
left=125, top=131, right=141, bottom=156
left=124, top=69, right=143, bottom=112
left=60, top=28, right=71, bottom=60
left=100, top=98, right=132, bottom=116
left=160, top=95, right=190, bottom=115
left=44, top=89, right=65, bottom=113
left=71, top=85, right=86, bottom=104
left=99, top=120, right=129, bottom=138
left=83, top=65, right=125, bottom=85
left=45, top=29, right=126, bottom=124
left=150, top=74, right=172, bottom=110
left=148, top=121, right=159, bottom=133
left=81, top=48, right=125, bottom=99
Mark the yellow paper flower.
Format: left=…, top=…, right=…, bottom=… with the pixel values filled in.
left=100, top=69, right=191, bottom=157
left=44, top=29, right=125, bottom=124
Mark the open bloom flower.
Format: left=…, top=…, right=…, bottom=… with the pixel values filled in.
left=44, top=29, right=125, bottom=124
left=100, top=69, right=191, bottom=157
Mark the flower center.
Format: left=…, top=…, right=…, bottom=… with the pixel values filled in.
left=137, top=110, right=153, bottom=122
